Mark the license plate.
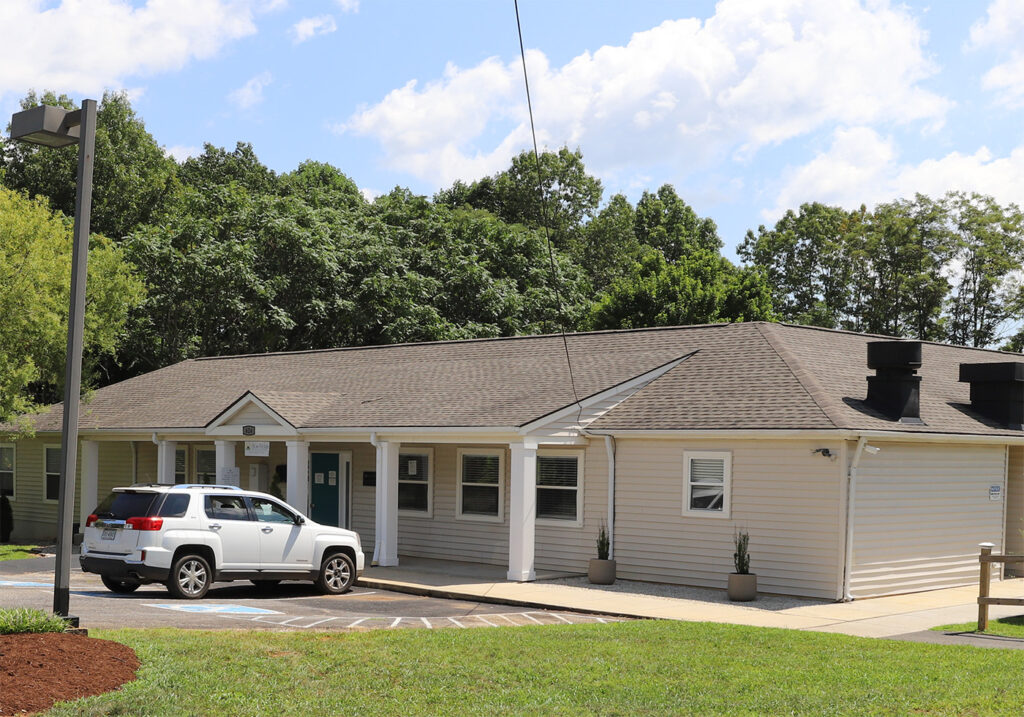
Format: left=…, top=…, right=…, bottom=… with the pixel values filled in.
left=101, top=528, right=117, bottom=540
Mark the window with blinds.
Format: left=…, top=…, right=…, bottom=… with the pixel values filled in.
left=684, top=452, right=731, bottom=517
left=174, top=448, right=187, bottom=484
left=537, top=454, right=581, bottom=522
left=44, top=446, right=61, bottom=501
left=458, top=451, right=503, bottom=520
left=398, top=452, right=431, bottom=513
left=195, top=448, right=216, bottom=485
left=0, top=445, right=14, bottom=498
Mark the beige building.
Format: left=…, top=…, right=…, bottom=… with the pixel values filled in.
left=4, top=322, right=1024, bottom=600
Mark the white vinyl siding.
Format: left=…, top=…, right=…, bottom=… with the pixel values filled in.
left=1006, top=446, right=1024, bottom=577
left=613, top=438, right=844, bottom=599
left=457, top=449, right=504, bottom=522
left=849, top=441, right=1007, bottom=598
left=683, top=451, right=731, bottom=518
left=0, top=444, right=14, bottom=498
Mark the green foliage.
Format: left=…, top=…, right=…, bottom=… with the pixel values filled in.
left=0, top=188, right=145, bottom=423
left=635, top=184, right=722, bottom=260
left=733, top=529, right=751, bottom=574
left=596, top=523, right=610, bottom=560
left=0, top=607, right=68, bottom=634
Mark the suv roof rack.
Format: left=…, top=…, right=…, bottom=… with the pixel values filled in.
left=118, top=483, right=244, bottom=491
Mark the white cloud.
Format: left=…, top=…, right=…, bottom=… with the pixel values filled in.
left=228, top=71, right=272, bottom=109
left=968, top=0, right=1024, bottom=106
left=164, top=144, right=202, bottom=162
left=341, top=0, right=950, bottom=187
left=0, top=0, right=260, bottom=101
left=335, top=0, right=358, bottom=13
left=768, top=126, right=1024, bottom=219
left=291, top=14, right=336, bottom=43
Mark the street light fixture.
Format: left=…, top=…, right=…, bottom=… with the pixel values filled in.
left=10, top=99, right=96, bottom=625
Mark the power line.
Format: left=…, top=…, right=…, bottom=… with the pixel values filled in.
left=513, top=0, right=583, bottom=421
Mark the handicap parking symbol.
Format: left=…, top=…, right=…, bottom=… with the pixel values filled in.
left=144, top=603, right=282, bottom=615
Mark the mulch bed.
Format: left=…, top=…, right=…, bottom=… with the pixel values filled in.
left=0, top=633, right=139, bottom=715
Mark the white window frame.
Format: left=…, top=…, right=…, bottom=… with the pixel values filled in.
left=194, top=446, right=216, bottom=484
left=174, top=447, right=188, bottom=484
left=398, top=447, right=434, bottom=518
left=456, top=448, right=505, bottom=523
left=43, top=444, right=61, bottom=503
left=0, top=443, right=15, bottom=501
left=536, top=448, right=584, bottom=528
left=683, top=450, right=732, bottom=519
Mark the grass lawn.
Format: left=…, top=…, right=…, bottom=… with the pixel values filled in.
left=0, top=544, right=40, bottom=561
left=937, top=615, right=1024, bottom=639
left=45, top=621, right=1024, bottom=716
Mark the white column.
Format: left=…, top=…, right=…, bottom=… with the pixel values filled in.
left=79, top=440, right=99, bottom=528
left=285, top=440, right=309, bottom=513
left=214, top=440, right=237, bottom=486
left=156, top=440, right=176, bottom=484
left=508, top=439, right=538, bottom=582
left=374, top=440, right=400, bottom=566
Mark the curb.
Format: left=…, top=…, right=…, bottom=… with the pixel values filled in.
left=354, top=577, right=647, bottom=621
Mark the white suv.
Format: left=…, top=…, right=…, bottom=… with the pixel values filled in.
left=80, top=484, right=364, bottom=599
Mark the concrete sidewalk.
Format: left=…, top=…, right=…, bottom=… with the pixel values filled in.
left=357, top=557, right=1024, bottom=639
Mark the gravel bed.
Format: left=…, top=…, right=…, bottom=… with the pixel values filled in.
left=541, top=575, right=831, bottom=612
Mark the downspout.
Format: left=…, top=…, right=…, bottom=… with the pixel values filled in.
left=842, top=436, right=867, bottom=601
left=369, top=432, right=380, bottom=565
left=603, top=435, right=616, bottom=560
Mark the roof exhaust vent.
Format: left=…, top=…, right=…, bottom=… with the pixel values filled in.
left=958, top=363, right=1024, bottom=430
left=866, top=341, right=923, bottom=423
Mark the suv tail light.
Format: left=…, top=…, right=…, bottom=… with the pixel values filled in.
left=126, top=516, right=164, bottom=531
left=85, top=514, right=98, bottom=528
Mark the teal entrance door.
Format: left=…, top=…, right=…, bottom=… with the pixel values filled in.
left=310, top=452, right=340, bottom=526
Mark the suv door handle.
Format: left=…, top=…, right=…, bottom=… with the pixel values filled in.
left=261, top=527, right=274, bottom=533
left=209, top=523, right=222, bottom=530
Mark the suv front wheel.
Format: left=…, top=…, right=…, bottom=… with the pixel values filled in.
left=168, top=553, right=212, bottom=599
left=317, top=552, right=355, bottom=594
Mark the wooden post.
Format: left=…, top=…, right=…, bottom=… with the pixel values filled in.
left=979, top=542, right=994, bottom=632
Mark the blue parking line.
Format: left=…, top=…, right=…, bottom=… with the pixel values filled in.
left=144, top=603, right=282, bottom=615
left=0, top=580, right=53, bottom=587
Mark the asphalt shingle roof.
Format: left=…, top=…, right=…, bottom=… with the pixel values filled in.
left=18, top=322, right=1024, bottom=436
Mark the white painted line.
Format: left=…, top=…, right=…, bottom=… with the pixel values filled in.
left=304, top=617, right=339, bottom=628
left=347, top=618, right=368, bottom=628
left=596, top=617, right=608, bottom=623
left=522, top=612, right=545, bottom=624
left=550, top=613, right=573, bottom=624
left=390, top=617, right=402, bottom=628
left=277, top=616, right=305, bottom=625
left=421, top=617, right=432, bottom=628
left=497, top=614, right=517, bottom=624
left=448, top=617, right=464, bottom=628
left=476, top=615, right=498, bottom=627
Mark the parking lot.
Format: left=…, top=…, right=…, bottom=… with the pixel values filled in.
left=0, top=562, right=624, bottom=632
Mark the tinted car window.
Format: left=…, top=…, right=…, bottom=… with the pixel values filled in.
left=204, top=495, right=250, bottom=521
left=93, top=491, right=160, bottom=519
left=251, top=497, right=295, bottom=524
left=158, top=494, right=190, bottom=518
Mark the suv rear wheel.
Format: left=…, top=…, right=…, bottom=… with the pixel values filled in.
left=317, top=552, right=354, bottom=594
left=101, top=575, right=140, bottom=594
left=168, top=554, right=212, bottom=599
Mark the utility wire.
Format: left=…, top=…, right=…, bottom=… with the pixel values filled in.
left=514, top=0, right=583, bottom=421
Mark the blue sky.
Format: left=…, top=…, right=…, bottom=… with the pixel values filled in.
left=3, top=1, right=1024, bottom=260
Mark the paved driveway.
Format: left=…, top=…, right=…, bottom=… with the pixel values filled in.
left=0, top=563, right=623, bottom=632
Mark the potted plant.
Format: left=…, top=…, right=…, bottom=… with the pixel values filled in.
left=588, top=523, right=616, bottom=584
left=727, top=529, right=757, bottom=601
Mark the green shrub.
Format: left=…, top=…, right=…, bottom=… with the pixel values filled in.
left=0, top=607, right=68, bottom=634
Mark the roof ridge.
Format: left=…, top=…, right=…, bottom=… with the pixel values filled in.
left=777, top=321, right=1024, bottom=357
left=755, top=323, right=842, bottom=429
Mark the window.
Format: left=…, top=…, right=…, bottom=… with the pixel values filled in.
left=204, top=495, right=250, bottom=521
left=683, top=451, right=731, bottom=518
left=537, top=451, right=583, bottom=525
left=0, top=445, right=13, bottom=498
left=158, top=494, right=190, bottom=518
left=195, top=448, right=216, bottom=484
left=251, top=497, right=296, bottom=524
left=44, top=446, right=61, bottom=501
left=174, top=448, right=187, bottom=484
left=398, top=451, right=432, bottom=515
left=457, top=449, right=504, bottom=521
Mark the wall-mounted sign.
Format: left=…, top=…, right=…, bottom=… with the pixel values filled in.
left=990, top=484, right=1003, bottom=501
left=245, top=441, right=270, bottom=457
left=242, top=425, right=256, bottom=436
left=219, top=466, right=240, bottom=487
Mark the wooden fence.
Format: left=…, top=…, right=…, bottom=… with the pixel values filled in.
left=977, top=542, right=1024, bottom=631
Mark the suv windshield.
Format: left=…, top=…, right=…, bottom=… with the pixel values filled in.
left=93, top=491, right=161, bottom=519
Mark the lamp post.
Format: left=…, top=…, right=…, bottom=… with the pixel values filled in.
left=10, top=99, right=96, bottom=624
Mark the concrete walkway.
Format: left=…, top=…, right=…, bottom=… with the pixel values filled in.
left=357, top=557, right=1024, bottom=639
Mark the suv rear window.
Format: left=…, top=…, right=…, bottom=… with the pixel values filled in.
left=93, top=491, right=161, bottom=519
left=158, top=494, right=190, bottom=518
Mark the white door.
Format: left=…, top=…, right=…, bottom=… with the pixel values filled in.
left=202, top=494, right=260, bottom=570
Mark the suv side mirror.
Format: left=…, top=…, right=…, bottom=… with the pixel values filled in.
left=294, top=515, right=305, bottom=525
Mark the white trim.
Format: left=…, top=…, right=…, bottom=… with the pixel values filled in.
left=0, top=442, right=15, bottom=502
left=456, top=447, right=505, bottom=523
left=536, top=448, right=585, bottom=528
left=43, top=444, right=61, bottom=503
left=518, top=354, right=692, bottom=435
left=682, top=450, right=732, bottom=519
left=398, top=447, right=434, bottom=518
left=588, top=428, right=1024, bottom=444
left=205, top=392, right=295, bottom=431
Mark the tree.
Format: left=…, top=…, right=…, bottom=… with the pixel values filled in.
left=578, top=193, right=641, bottom=293
left=635, top=184, right=721, bottom=261
left=2, top=91, right=178, bottom=241
left=0, top=188, right=144, bottom=425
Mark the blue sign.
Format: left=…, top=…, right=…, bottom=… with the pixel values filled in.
left=144, top=603, right=282, bottom=615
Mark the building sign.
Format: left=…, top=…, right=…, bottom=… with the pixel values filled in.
left=990, top=484, right=1003, bottom=501
left=219, top=466, right=240, bottom=487
left=245, top=441, right=270, bottom=457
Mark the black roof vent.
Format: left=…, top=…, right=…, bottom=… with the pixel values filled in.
left=959, top=362, right=1024, bottom=430
left=866, top=341, right=923, bottom=423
